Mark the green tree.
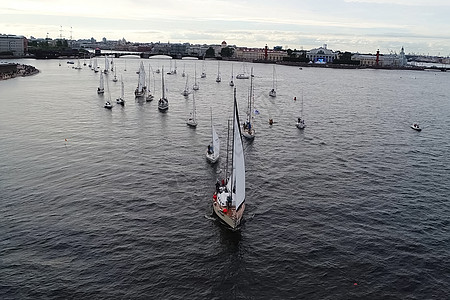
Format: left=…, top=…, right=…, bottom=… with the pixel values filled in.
left=220, top=46, right=234, bottom=58
left=205, top=47, right=215, bottom=58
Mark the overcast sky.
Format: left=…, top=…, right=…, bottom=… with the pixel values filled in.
left=1, top=0, right=450, bottom=55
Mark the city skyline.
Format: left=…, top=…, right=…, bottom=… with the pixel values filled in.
left=1, top=0, right=450, bottom=56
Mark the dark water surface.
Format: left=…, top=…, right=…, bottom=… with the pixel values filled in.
left=1, top=58, right=449, bottom=299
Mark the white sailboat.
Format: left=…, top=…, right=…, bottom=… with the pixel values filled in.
left=112, top=66, right=118, bottom=82
left=269, top=65, right=277, bottom=97
left=193, top=66, right=199, bottom=90
left=158, top=67, right=169, bottom=111
left=229, top=64, right=234, bottom=86
left=104, top=56, right=109, bottom=74
left=97, top=72, right=104, bottom=94
left=216, top=61, right=221, bottom=82
left=146, top=64, right=154, bottom=102
left=236, top=62, right=249, bottom=79
left=206, top=109, right=220, bottom=163
left=212, top=88, right=245, bottom=229
left=182, top=64, right=186, bottom=77
left=74, top=58, right=82, bottom=70
left=201, top=60, right=206, bottom=78
left=182, top=74, right=190, bottom=96
left=104, top=77, right=112, bottom=109
left=135, top=61, right=146, bottom=98
left=296, top=93, right=306, bottom=129
left=93, top=58, right=99, bottom=73
left=110, top=57, right=114, bottom=72
left=186, top=93, right=198, bottom=127
left=242, top=68, right=255, bottom=140
left=116, top=75, right=125, bottom=105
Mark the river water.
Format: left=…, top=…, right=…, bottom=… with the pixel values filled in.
left=1, top=58, right=449, bottom=299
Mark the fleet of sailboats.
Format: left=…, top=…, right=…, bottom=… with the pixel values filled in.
left=212, top=88, right=245, bottom=229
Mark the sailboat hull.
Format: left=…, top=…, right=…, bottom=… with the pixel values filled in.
left=212, top=199, right=244, bottom=229
left=242, top=130, right=255, bottom=140
left=205, top=151, right=219, bottom=164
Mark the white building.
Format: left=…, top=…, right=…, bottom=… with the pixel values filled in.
left=234, top=47, right=288, bottom=61
left=306, top=44, right=337, bottom=63
left=352, top=47, right=408, bottom=67
left=0, top=34, right=27, bottom=56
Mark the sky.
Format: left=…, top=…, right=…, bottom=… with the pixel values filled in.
left=1, top=0, right=450, bottom=56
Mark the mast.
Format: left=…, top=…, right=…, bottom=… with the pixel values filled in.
left=161, top=66, right=165, bottom=99
left=231, top=88, right=237, bottom=201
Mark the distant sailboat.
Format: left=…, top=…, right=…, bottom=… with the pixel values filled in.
left=146, top=64, right=154, bottom=102
left=296, top=92, right=306, bottom=130
left=186, top=93, right=198, bottom=127
left=135, top=61, right=146, bottom=98
left=112, top=66, right=118, bottom=82
left=97, top=72, right=105, bottom=94
left=93, top=58, right=99, bottom=73
left=193, top=65, right=199, bottom=90
left=182, top=74, right=190, bottom=96
left=242, top=68, right=256, bottom=139
left=229, top=64, right=234, bottom=86
left=236, top=62, right=249, bottom=79
left=104, top=56, right=109, bottom=74
left=104, top=77, right=112, bottom=109
left=269, top=65, right=277, bottom=97
left=158, top=67, right=169, bottom=111
left=206, top=109, right=220, bottom=164
left=212, top=88, right=245, bottom=229
left=201, top=60, right=206, bottom=78
left=74, top=58, right=82, bottom=70
left=216, top=62, right=221, bottom=82
left=116, top=75, right=125, bottom=105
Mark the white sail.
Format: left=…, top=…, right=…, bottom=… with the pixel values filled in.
left=232, top=97, right=245, bottom=210
left=104, top=56, right=109, bottom=73
left=212, top=125, right=220, bottom=158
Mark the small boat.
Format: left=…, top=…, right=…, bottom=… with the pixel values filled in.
left=186, top=94, right=198, bottom=127
left=97, top=72, right=105, bottom=94
left=104, top=101, right=112, bottom=109
left=212, top=88, right=246, bottom=229
left=158, top=67, right=169, bottom=111
left=74, top=58, right=82, bottom=70
left=146, top=64, right=154, bottom=101
left=411, top=123, right=422, bottom=131
left=236, top=62, right=249, bottom=79
left=104, top=77, right=113, bottom=109
left=201, top=60, right=206, bottom=78
left=112, top=66, right=118, bottom=82
left=103, top=56, right=109, bottom=74
left=206, top=109, right=220, bottom=164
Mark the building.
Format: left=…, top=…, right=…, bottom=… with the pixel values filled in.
left=234, top=47, right=288, bottom=62
left=352, top=47, right=408, bottom=67
left=306, top=44, right=337, bottom=63
left=0, top=34, right=27, bottom=56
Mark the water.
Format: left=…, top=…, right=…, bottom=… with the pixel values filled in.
left=1, top=58, right=449, bottom=299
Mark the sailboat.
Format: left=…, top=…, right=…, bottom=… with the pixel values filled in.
left=104, top=77, right=113, bottom=109
left=182, top=64, right=186, bottom=77
left=104, top=56, right=109, bottom=74
left=186, top=93, right=197, bottom=127
left=296, top=93, right=306, bottom=129
left=135, top=61, right=146, bottom=98
left=269, top=65, right=277, bottom=97
left=206, top=109, right=220, bottom=163
left=193, top=66, right=199, bottom=90
left=201, top=60, right=206, bottom=78
left=116, top=75, right=125, bottom=105
left=212, top=88, right=245, bottom=229
left=236, top=62, right=249, bottom=79
left=74, top=58, right=82, bottom=70
left=93, top=58, right=99, bottom=73
left=229, top=64, right=234, bottom=86
left=146, top=64, right=154, bottom=101
left=182, top=74, right=190, bottom=96
left=112, top=66, right=118, bottom=82
left=97, top=72, right=105, bottom=94
left=158, top=67, right=169, bottom=111
left=110, top=57, right=114, bottom=72
left=216, top=62, right=221, bottom=82
left=242, top=68, right=255, bottom=139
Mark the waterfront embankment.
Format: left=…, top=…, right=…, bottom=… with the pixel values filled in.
left=0, top=63, right=39, bottom=80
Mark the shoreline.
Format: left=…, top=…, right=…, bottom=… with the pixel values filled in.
left=0, top=63, right=39, bottom=81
